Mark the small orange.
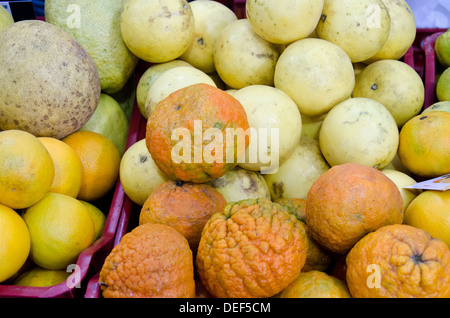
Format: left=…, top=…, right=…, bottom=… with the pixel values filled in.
left=62, top=131, right=121, bottom=202
left=277, top=270, right=351, bottom=298
left=139, top=180, right=227, bottom=252
left=0, top=129, right=54, bottom=209
left=404, top=190, right=450, bottom=248
left=306, top=163, right=404, bottom=254
left=196, top=198, right=308, bottom=298
left=38, top=137, right=83, bottom=198
left=99, top=223, right=195, bottom=298
left=346, top=224, right=450, bottom=298
left=398, top=111, right=450, bottom=178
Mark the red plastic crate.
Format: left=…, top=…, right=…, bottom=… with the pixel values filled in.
left=423, top=31, right=446, bottom=109
left=409, top=29, right=447, bottom=79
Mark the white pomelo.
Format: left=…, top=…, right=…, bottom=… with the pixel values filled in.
left=319, top=97, right=399, bottom=169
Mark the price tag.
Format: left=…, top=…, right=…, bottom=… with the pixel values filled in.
left=403, top=174, right=450, bottom=191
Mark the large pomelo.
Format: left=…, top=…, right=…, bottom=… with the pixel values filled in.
left=0, top=20, right=100, bottom=139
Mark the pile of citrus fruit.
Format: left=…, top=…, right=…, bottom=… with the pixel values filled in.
left=1, top=0, right=449, bottom=299
left=0, top=128, right=120, bottom=286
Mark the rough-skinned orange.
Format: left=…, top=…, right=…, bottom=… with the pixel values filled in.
left=346, top=224, right=450, bottom=298
left=196, top=198, right=308, bottom=298
left=99, top=223, right=195, bottom=298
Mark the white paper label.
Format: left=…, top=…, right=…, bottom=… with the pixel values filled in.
left=403, top=173, right=450, bottom=191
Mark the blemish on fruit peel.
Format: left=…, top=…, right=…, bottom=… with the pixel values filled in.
left=171, top=120, right=279, bottom=174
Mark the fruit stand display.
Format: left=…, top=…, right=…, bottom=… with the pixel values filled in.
left=0, top=0, right=450, bottom=300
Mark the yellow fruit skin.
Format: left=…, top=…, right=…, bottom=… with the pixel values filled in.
left=436, top=67, right=450, bottom=102
left=278, top=270, right=351, bottom=298
left=120, top=0, right=195, bottom=63
left=22, top=192, right=95, bottom=270
left=398, top=111, right=450, bottom=178
left=80, top=200, right=106, bottom=241
left=38, top=137, right=83, bottom=198
left=404, top=190, right=450, bottom=248
left=0, top=204, right=31, bottom=283
left=0, top=130, right=55, bottom=209
left=0, top=5, right=14, bottom=31
left=13, top=267, right=70, bottom=287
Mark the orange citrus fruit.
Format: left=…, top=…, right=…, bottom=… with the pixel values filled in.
left=404, top=190, right=450, bottom=248
left=398, top=111, right=450, bottom=178
left=277, top=270, right=351, bottom=298
left=0, top=204, right=31, bottom=283
left=99, top=223, right=195, bottom=298
left=196, top=198, right=308, bottom=298
left=38, top=136, right=83, bottom=198
left=22, top=192, right=95, bottom=270
left=306, top=163, right=404, bottom=254
left=62, top=130, right=121, bottom=202
left=146, top=83, right=249, bottom=183
left=139, top=180, right=227, bottom=253
left=0, top=129, right=54, bottom=209
left=346, top=224, right=450, bottom=298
